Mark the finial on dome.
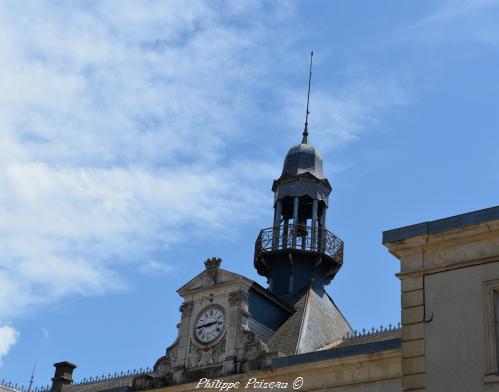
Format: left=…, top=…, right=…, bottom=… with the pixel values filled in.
left=302, top=51, right=313, bottom=144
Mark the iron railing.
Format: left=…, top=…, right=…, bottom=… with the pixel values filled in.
left=74, top=367, right=152, bottom=385
left=255, top=224, right=343, bottom=264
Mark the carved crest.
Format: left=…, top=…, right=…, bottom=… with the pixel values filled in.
left=204, top=257, right=222, bottom=270
left=202, top=257, right=221, bottom=287
left=188, top=336, right=226, bottom=369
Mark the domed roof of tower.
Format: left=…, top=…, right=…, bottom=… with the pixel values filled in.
left=282, top=142, right=325, bottom=179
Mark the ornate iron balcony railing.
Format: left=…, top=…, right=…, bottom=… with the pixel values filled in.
left=255, top=224, right=344, bottom=264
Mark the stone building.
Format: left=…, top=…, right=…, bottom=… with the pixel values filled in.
left=27, top=128, right=499, bottom=391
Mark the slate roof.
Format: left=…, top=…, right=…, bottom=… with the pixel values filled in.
left=268, top=289, right=308, bottom=356
left=268, top=286, right=352, bottom=356
left=282, top=143, right=325, bottom=179
left=247, top=283, right=294, bottom=343
left=297, top=289, right=352, bottom=354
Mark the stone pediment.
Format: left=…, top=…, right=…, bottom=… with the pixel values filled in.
left=177, top=258, right=252, bottom=295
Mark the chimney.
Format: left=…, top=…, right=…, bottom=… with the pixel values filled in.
left=50, top=361, right=76, bottom=392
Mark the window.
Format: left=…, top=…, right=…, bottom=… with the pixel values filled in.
left=484, top=279, right=499, bottom=375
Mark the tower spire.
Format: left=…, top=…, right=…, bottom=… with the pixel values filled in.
left=27, top=362, right=36, bottom=392
left=302, top=51, right=314, bottom=144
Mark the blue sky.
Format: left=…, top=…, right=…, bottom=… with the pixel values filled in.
left=2, top=0, right=499, bottom=386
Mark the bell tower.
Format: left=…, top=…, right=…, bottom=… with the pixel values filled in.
left=254, top=52, right=344, bottom=300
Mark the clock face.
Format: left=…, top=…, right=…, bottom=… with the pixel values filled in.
left=194, top=306, right=225, bottom=344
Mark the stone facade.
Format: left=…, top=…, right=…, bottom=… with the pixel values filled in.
left=384, top=206, right=499, bottom=392
left=152, top=348, right=402, bottom=392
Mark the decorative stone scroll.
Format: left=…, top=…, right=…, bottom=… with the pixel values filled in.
left=133, top=344, right=178, bottom=389
left=154, top=345, right=178, bottom=376
left=179, top=301, right=193, bottom=316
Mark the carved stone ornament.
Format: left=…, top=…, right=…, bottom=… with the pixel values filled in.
left=204, top=257, right=222, bottom=270
left=179, top=301, right=193, bottom=316
left=202, top=257, right=221, bottom=286
left=241, top=328, right=267, bottom=361
left=237, top=327, right=269, bottom=373
left=188, top=336, right=226, bottom=369
left=133, top=345, right=178, bottom=390
left=154, top=345, right=178, bottom=377
left=228, top=290, right=248, bottom=308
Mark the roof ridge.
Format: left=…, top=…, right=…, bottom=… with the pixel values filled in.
left=322, top=291, right=354, bottom=332
left=267, top=290, right=309, bottom=356
left=294, top=286, right=313, bottom=355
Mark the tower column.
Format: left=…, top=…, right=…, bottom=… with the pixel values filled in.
left=273, top=200, right=282, bottom=249
left=312, top=199, right=318, bottom=250
left=274, top=200, right=282, bottom=227
left=321, top=206, right=327, bottom=228
left=319, top=205, right=327, bottom=251
left=282, top=218, right=289, bottom=248
left=292, top=196, right=299, bottom=247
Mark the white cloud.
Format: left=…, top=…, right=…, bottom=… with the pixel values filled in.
left=0, top=161, right=270, bottom=318
left=139, top=260, right=174, bottom=277
left=396, top=0, right=499, bottom=46
left=0, top=326, right=18, bottom=365
left=0, top=1, right=287, bottom=323
left=0, top=0, right=409, bottom=346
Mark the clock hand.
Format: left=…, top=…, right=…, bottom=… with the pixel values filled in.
left=196, top=321, right=217, bottom=329
left=196, top=320, right=218, bottom=329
